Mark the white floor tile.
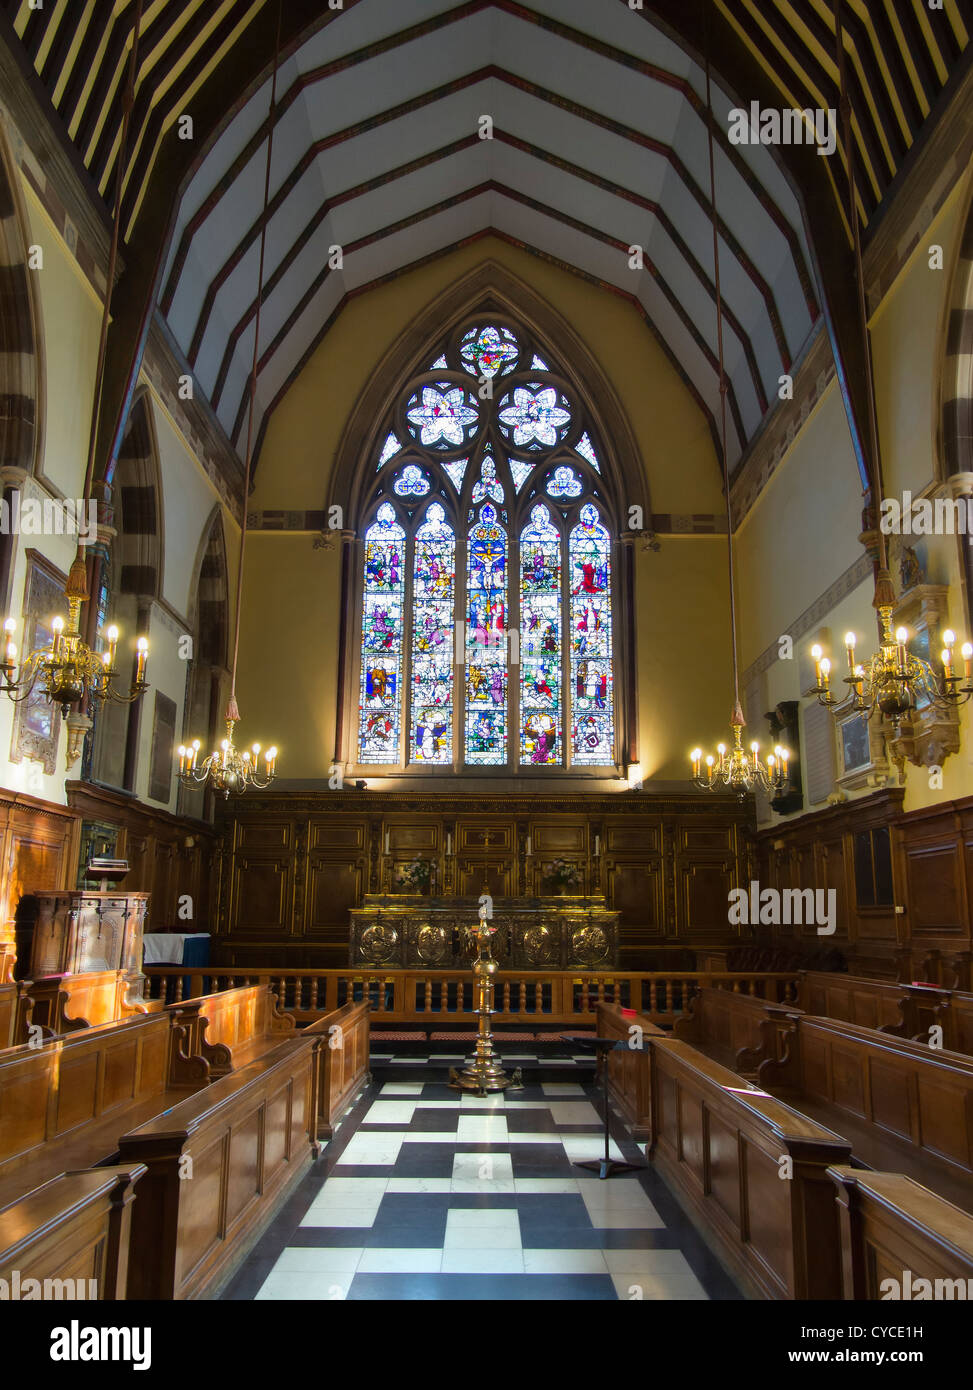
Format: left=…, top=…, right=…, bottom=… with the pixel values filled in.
left=362, top=1101, right=417, bottom=1123
left=317, top=1177, right=390, bottom=1195
left=610, top=1273, right=709, bottom=1300
left=547, top=1101, right=603, bottom=1126
left=385, top=1177, right=453, bottom=1194
left=449, top=1178, right=517, bottom=1194
left=513, top=1178, right=580, bottom=1194
left=451, top=1152, right=514, bottom=1182
left=379, top=1082, right=423, bottom=1095
left=356, top=1248, right=443, bottom=1273
left=584, top=1208, right=665, bottom=1230
left=602, top=1250, right=696, bottom=1275
left=561, top=1137, right=626, bottom=1162
left=272, top=1247, right=364, bottom=1273
left=504, top=1132, right=562, bottom=1144
left=440, top=1249, right=525, bottom=1274
left=456, top=1116, right=509, bottom=1141
left=541, top=1083, right=587, bottom=1096
left=523, top=1249, right=609, bottom=1274
left=445, top=1208, right=521, bottom=1230
left=255, top=1272, right=354, bottom=1300
left=401, top=1132, right=463, bottom=1144
left=299, top=1205, right=381, bottom=1228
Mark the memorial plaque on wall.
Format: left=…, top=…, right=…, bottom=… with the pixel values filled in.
left=148, top=691, right=177, bottom=803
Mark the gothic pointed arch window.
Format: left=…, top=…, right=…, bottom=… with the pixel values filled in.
left=353, top=315, right=619, bottom=773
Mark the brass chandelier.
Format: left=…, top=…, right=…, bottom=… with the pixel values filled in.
left=810, top=620, right=973, bottom=731
left=1, top=3, right=149, bottom=771
left=689, top=52, right=789, bottom=800
left=177, top=0, right=281, bottom=800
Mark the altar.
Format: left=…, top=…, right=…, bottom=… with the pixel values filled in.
left=349, top=894, right=619, bottom=969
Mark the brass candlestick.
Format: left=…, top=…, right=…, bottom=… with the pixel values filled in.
left=449, top=891, right=522, bottom=1095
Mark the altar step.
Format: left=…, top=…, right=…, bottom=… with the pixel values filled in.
left=369, top=1028, right=600, bottom=1053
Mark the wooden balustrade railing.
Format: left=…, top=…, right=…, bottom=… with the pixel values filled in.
left=142, top=967, right=799, bottom=1027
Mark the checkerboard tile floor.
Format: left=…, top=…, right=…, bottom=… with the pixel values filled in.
left=221, top=1055, right=742, bottom=1302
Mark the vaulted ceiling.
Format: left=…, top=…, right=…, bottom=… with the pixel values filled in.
left=2, top=0, right=969, bottom=483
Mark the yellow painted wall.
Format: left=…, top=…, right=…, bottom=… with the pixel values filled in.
left=735, top=170, right=973, bottom=822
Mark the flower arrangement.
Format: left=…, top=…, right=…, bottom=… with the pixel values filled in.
left=395, top=857, right=433, bottom=892
left=543, top=857, right=581, bottom=893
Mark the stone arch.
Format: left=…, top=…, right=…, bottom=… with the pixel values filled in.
left=942, top=180, right=973, bottom=484
left=329, top=259, right=648, bottom=535
left=114, top=389, right=164, bottom=600
left=0, top=120, right=41, bottom=479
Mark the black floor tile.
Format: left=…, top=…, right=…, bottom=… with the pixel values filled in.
left=345, top=1273, right=617, bottom=1300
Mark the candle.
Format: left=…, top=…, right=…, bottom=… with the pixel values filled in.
left=963, top=643, right=972, bottom=682
left=51, top=615, right=64, bottom=657
left=267, top=746, right=278, bottom=774
left=819, top=656, right=831, bottom=690
left=178, top=745, right=187, bottom=775
left=594, top=834, right=600, bottom=858
left=106, top=624, right=118, bottom=669
left=750, top=740, right=759, bottom=770
left=526, top=835, right=532, bottom=856
left=135, top=635, right=148, bottom=684
left=895, top=627, right=908, bottom=674
left=942, top=648, right=952, bottom=681
left=844, top=631, right=856, bottom=673
left=705, top=754, right=714, bottom=784
left=942, top=629, right=956, bottom=681
left=690, top=748, right=701, bottom=778
left=446, top=832, right=452, bottom=856
left=811, top=643, right=823, bottom=687
left=384, top=830, right=390, bottom=854
left=191, top=739, right=200, bottom=769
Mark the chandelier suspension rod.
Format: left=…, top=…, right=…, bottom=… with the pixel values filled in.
left=82, top=0, right=144, bottom=510
left=834, top=0, right=889, bottom=580
left=703, top=48, right=741, bottom=714
left=227, top=0, right=283, bottom=705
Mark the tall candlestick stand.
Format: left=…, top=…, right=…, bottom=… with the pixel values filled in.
left=449, top=897, right=523, bottom=1095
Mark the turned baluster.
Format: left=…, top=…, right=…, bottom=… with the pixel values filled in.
left=535, top=980, right=543, bottom=1014
left=310, top=975, right=319, bottom=1011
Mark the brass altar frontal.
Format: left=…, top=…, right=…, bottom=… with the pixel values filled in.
left=349, top=894, right=618, bottom=969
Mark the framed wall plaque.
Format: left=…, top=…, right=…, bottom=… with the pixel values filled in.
left=9, top=550, right=66, bottom=775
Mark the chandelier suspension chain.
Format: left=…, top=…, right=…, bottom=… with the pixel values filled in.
left=228, top=0, right=283, bottom=704
left=82, top=0, right=144, bottom=510
left=833, top=0, right=889, bottom=579
left=703, top=48, right=741, bottom=716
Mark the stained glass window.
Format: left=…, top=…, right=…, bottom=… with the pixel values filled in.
left=442, top=457, right=468, bottom=491
left=406, top=383, right=479, bottom=448
left=570, top=503, right=613, bottom=765
left=575, top=431, right=601, bottom=474
left=509, top=458, right=533, bottom=492
left=378, top=432, right=402, bottom=469
left=410, top=503, right=454, bottom=764
left=359, top=502, right=406, bottom=764
left=465, top=502, right=507, bottom=766
left=472, top=453, right=504, bottom=504
left=360, top=317, right=616, bottom=771
left=460, top=325, right=519, bottom=378
left=520, top=504, right=561, bottom=766
left=498, top=384, right=572, bottom=450
left=394, top=463, right=430, bottom=497
left=546, top=465, right=582, bottom=498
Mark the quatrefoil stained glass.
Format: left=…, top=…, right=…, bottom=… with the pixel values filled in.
left=498, top=385, right=572, bottom=451
left=460, top=325, right=519, bottom=379
left=406, top=383, right=479, bottom=448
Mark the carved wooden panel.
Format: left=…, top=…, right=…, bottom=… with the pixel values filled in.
left=532, top=822, right=585, bottom=852
left=605, top=822, right=660, bottom=853
left=458, top=823, right=513, bottom=852
left=236, top=820, right=292, bottom=852
left=309, top=821, right=366, bottom=852
left=305, top=859, right=364, bottom=934
left=677, top=860, right=735, bottom=937
left=606, top=861, right=663, bottom=937
left=229, top=858, right=292, bottom=936
left=679, top=826, right=733, bottom=854
left=903, top=843, right=964, bottom=939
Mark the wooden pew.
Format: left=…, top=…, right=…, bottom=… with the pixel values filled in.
left=0, top=1010, right=208, bottom=1210
left=117, top=1033, right=320, bottom=1300
left=303, top=998, right=370, bottom=1139
left=648, top=1035, right=851, bottom=1299
left=0, top=981, right=15, bottom=1049
left=673, top=986, right=797, bottom=1075
left=0, top=1166, right=145, bottom=1300
left=829, top=1166, right=973, bottom=1300
left=596, top=1002, right=665, bottom=1140
left=760, top=1015, right=973, bottom=1214
left=168, top=983, right=296, bottom=1077
left=798, top=969, right=973, bottom=1056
